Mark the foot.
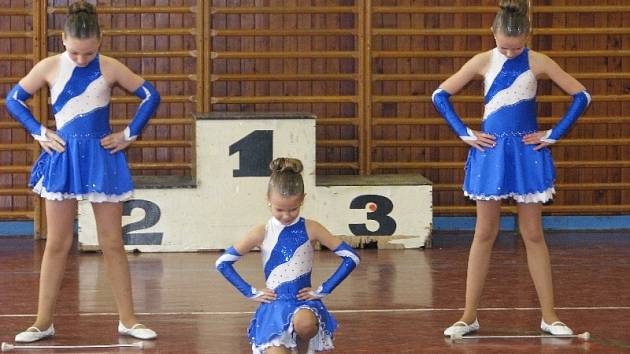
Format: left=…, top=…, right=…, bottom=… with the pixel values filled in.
left=118, top=321, right=157, bottom=340
left=15, top=325, right=55, bottom=343
left=443, top=319, right=480, bottom=337
left=540, top=319, right=573, bottom=335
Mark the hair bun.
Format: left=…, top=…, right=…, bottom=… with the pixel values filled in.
left=498, top=0, right=528, bottom=16
left=269, top=158, right=304, bottom=174
left=68, top=1, right=97, bottom=15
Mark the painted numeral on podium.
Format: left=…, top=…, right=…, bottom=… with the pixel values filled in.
left=349, top=195, right=397, bottom=236
left=122, top=199, right=163, bottom=245
left=229, top=130, right=273, bottom=177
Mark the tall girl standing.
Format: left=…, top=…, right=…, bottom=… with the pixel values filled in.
left=432, top=0, right=590, bottom=337
left=5, top=0, right=160, bottom=342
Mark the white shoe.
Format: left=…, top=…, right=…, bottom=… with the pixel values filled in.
left=15, top=325, right=55, bottom=343
left=443, top=319, right=480, bottom=337
left=541, top=320, right=573, bottom=335
left=118, top=321, right=157, bottom=340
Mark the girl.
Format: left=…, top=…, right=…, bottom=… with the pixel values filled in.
left=216, top=158, right=360, bottom=354
left=432, top=0, right=590, bottom=337
left=5, top=1, right=160, bottom=342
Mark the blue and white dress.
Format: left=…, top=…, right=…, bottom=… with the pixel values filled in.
left=249, top=217, right=336, bottom=354
left=463, top=47, right=556, bottom=203
left=30, top=52, right=134, bottom=202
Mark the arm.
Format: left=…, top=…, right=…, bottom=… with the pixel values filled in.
left=215, top=225, right=275, bottom=302
left=524, top=52, right=590, bottom=148
left=5, top=57, right=66, bottom=153
left=99, top=57, right=161, bottom=152
left=432, top=52, right=496, bottom=151
left=5, top=85, right=46, bottom=140
left=299, top=220, right=360, bottom=300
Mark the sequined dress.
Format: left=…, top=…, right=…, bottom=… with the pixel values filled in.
left=249, top=217, right=336, bottom=354
left=30, top=52, right=134, bottom=202
left=463, top=48, right=556, bottom=203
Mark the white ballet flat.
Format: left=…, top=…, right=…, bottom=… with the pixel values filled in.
left=15, top=325, right=55, bottom=343
left=118, top=321, right=157, bottom=340
left=443, top=319, right=480, bottom=337
left=540, top=320, right=573, bottom=335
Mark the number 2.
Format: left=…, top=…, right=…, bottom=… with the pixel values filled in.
left=122, top=199, right=163, bottom=245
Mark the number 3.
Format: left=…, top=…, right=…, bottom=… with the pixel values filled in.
left=348, top=195, right=397, bottom=236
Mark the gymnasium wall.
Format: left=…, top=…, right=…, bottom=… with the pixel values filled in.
left=0, top=1, right=628, bottom=234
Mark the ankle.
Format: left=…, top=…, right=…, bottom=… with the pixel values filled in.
left=119, top=318, right=138, bottom=329
left=31, top=321, right=53, bottom=330
left=459, top=314, right=477, bottom=325
left=542, top=312, right=560, bottom=324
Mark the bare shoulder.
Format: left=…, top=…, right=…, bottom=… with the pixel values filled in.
left=37, top=54, right=62, bottom=68
left=98, top=55, right=125, bottom=76
left=245, top=224, right=267, bottom=241
left=305, top=219, right=326, bottom=232
left=528, top=49, right=554, bottom=74
left=439, top=50, right=491, bottom=93
left=472, top=50, right=492, bottom=63
left=233, top=223, right=267, bottom=253
left=99, top=55, right=144, bottom=90
left=98, top=54, right=122, bottom=67
left=19, top=55, right=62, bottom=91
left=34, top=55, right=62, bottom=76
left=305, top=219, right=341, bottom=249
left=469, top=50, right=492, bottom=72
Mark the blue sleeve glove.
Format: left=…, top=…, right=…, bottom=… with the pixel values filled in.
left=432, top=88, right=477, bottom=141
left=123, top=81, right=160, bottom=141
left=541, top=90, right=591, bottom=143
left=5, top=84, right=48, bottom=141
left=309, top=242, right=360, bottom=299
left=215, top=246, right=263, bottom=299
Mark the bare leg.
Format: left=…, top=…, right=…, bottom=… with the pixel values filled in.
left=293, top=309, right=319, bottom=354
left=264, top=346, right=292, bottom=354
left=517, top=203, right=560, bottom=323
left=30, top=199, right=77, bottom=330
left=459, top=200, right=502, bottom=324
left=91, top=202, right=137, bottom=327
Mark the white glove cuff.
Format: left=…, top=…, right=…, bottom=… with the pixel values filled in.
left=308, top=285, right=327, bottom=299
left=459, top=127, right=478, bottom=141
left=540, top=129, right=557, bottom=144
left=123, top=126, right=138, bottom=142
left=32, top=125, right=50, bottom=142
left=248, top=287, right=265, bottom=300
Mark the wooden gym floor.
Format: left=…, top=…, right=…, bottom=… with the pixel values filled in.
left=0, top=231, right=629, bottom=353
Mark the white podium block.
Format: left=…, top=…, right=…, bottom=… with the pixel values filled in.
left=78, top=112, right=433, bottom=251
left=79, top=113, right=316, bottom=252
left=314, top=175, right=432, bottom=249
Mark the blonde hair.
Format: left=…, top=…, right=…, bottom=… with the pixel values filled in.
left=267, top=158, right=304, bottom=197
left=492, top=0, right=530, bottom=37
left=64, top=1, right=100, bottom=39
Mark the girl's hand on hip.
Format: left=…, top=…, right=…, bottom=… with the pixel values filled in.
left=297, top=287, right=323, bottom=301
left=251, top=288, right=276, bottom=303
left=465, top=130, right=496, bottom=152
left=523, top=131, right=552, bottom=151
left=101, top=131, right=132, bottom=153
left=39, top=129, right=66, bottom=154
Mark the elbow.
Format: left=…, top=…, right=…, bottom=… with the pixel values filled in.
left=431, top=88, right=451, bottom=107
left=575, top=90, right=591, bottom=106
left=153, top=90, right=161, bottom=106
left=214, top=259, right=223, bottom=271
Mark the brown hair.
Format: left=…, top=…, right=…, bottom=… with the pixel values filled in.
left=267, top=158, right=304, bottom=197
left=492, top=0, right=530, bottom=37
left=64, top=1, right=100, bottom=39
